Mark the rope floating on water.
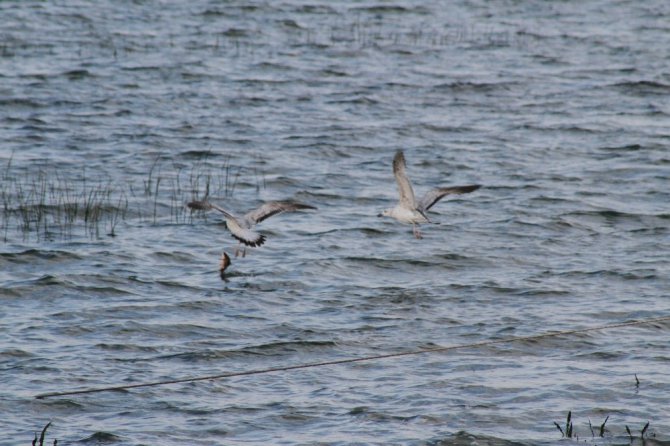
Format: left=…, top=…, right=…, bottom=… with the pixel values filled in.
left=35, top=314, right=670, bottom=399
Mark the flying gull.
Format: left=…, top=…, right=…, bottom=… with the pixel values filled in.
left=188, top=200, right=317, bottom=257
left=378, top=150, right=480, bottom=239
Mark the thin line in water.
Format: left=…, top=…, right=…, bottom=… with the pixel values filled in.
left=35, top=314, right=670, bottom=399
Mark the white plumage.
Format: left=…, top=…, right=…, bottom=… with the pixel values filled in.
left=378, top=150, right=480, bottom=239
left=188, top=200, right=316, bottom=256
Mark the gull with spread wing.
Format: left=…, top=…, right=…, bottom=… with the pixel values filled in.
left=378, top=150, right=480, bottom=239
left=188, top=200, right=316, bottom=257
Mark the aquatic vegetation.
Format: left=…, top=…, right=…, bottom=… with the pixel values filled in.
left=590, top=415, right=608, bottom=438
left=31, top=422, right=56, bottom=446
left=554, top=410, right=574, bottom=438
left=0, top=152, right=265, bottom=242
left=0, top=167, right=129, bottom=241
left=627, top=422, right=651, bottom=442
left=555, top=411, right=654, bottom=442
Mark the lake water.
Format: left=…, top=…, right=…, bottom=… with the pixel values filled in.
left=1, top=1, right=669, bottom=445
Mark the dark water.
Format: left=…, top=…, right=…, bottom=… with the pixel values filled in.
left=1, top=1, right=669, bottom=444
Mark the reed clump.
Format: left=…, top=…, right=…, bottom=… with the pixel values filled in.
left=0, top=152, right=265, bottom=242
left=31, top=422, right=56, bottom=446
left=0, top=167, right=129, bottom=241
left=554, top=411, right=654, bottom=442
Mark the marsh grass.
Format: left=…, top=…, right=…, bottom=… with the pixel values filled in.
left=554, top=410, right=574, bottom=438
left=0, top=152, right=265, bottom=242
left=0, top=168, right=127, bottom=241
left=32, top=422, right=56, bottom=446
left=555, top=411, right=654, bottom=443
left=588, top=415, right=608, bottom=438
left=627, top=422, right=651, bottom=441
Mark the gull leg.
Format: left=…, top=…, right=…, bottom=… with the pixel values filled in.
left=242, top=246, right=247, bottom=258
left=413, top=224, right=423, bottom=239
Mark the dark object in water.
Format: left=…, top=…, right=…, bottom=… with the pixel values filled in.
left=219, top=251, right=231, bottom=280
left=32, top=422, right=56, bottom=446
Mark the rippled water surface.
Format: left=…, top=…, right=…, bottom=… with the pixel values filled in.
left=1, top=1, right=670, bottom=445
